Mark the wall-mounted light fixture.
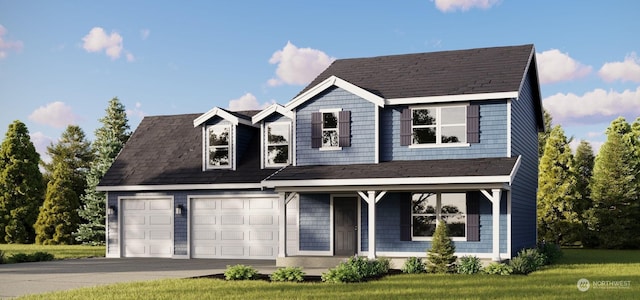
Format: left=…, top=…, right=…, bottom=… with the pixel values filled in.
left=175, top=204, right=184, bottom=216
left=107, top=205, right=117, bottom=216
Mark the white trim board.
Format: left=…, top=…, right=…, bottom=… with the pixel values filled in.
left=193, top=107, right=257, bottom=128
left=285, top=76, right=385, bottom=110
left=97, top=183, right=263, bottom=192
left=263, top=175, right=513, bottom=189
left=385, top=91, right=518, bottom=105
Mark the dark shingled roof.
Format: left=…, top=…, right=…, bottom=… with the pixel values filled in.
left=98, top=113, right=275, bottom=187
left=264, top=157, right=519, bottom=182
left=296, top=44, right=534, bottom=99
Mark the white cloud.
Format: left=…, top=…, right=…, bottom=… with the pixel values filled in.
left=267, top=41, right=335, bottom=86
left=537, top=49, right=592, bottom=84
left=228, top=93, right=274, bottom=111
left=543, top=87, right=640, bottom=124
left=30, top=131, right=54, bottom=163
left=598, top=52, right=640, bottom=83
left=569, top=139, right=603, bottom=155
left=0, top=24, right=24, bottom=59
left=586, top=131, right=603, bottom=138
left=140, top=29, right=150, bottom=40
left=126, top=102, right=146, bottom=120
left=126, top=51, right=135, bottom=62
left=28, top=101, right=79, bottom=128
left=81, top=27, right=133, bottom=61
left=433, top=0, right=500, bottom=12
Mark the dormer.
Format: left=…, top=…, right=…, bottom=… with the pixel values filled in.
left=193, top=107, right=256, bottom=171
left=252, top=104, right=295, bottom=168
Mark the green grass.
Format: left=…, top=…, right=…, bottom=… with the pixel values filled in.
left=17, top=249, right=640, bottom=300
left=0, top=244, right=105, bottom=260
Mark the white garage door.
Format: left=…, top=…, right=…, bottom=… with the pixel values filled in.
left=190, top=196, right=279, bottom=259
left=122, top=198, right=173, bottom=257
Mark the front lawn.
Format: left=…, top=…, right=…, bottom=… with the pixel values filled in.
left=0, top=244, right=105, bottom=260
left=18, top=249, right=640, bottom=299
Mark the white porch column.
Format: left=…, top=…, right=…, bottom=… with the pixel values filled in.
left=482, top=189, right=502, bottom=261
left=367, top=191, right=376, bottom=259
left=278, top=192, right=287, bottom=258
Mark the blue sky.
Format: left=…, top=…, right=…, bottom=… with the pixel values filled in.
left=1, top=0, right=639, bottom=162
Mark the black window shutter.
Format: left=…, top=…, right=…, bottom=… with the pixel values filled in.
left=467, top=105, right=480, bottom=143
left=466, top=191, right=480, bottom=242
left=400, top=108, right=412, bottom=146
left=311, top=112, right=322, bottom=148
left=400, top=192, right=412, bottom=241
left=338, top=110, right=351, bottom=147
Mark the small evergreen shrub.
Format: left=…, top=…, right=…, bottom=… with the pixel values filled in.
left=509, top=248, right=545, bottom=275
left=321, top=256, right=389, bottom=283
left=224, top=264, right=258, bottom=281
left=270, top=266, right=305, bottom=282
left=456, top=255, right=483, bottom=274
left=401, top=257, right=426, bottom=274
left=537, top=242, right=563, bottom=265
left=426, top=220, right=457, bottom=273
left=482, top=263, right=513, bottom=275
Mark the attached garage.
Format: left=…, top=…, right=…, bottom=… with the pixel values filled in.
left=189, top=196, right=279, bottom=259
left=121, top=198, right=173, bottom=258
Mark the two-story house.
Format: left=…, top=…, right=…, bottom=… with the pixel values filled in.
left=97, top=44, right=543, bottom=266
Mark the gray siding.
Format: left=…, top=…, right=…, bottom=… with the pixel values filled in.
left=380, top=100, right=508, bottom=161
left=296, top=87, right=377, bottom=165
left=510, top=71, right=540, bottom=254
left=298, top=194, right=331, bottom=251
left=107, top=189, right=276, bottom=257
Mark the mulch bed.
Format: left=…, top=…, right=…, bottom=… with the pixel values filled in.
left=193, top=269, right=403, bottom=283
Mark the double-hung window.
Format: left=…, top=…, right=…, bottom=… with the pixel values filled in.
left=266, top=122, right=290, bottom=167
left=206, top=125, right=231, bottom=168
left=411, top=105, right=467, bottom=145
left=322, top=111, right=339, bottom=148
left=311, top=109, right=351, bottom=149
left=412, top=192, right=467, bottom=240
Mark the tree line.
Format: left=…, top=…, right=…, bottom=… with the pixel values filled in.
left=537, top=110, right=640, bottom=249
left=0, top=97, right=130, bottom=245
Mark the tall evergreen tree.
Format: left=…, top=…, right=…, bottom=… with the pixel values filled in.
left=42, top=125, right=93, bottom=203
left=573, top=141, right=595, bottom=214
left=586, top=117, right=640, bottom=248
left=75, top=97, right=130, bottom=245
left=538, top=108, right=553, bottom=158
left=537, top=125, right=580, bottom=245
left=35, top=162, right=80, bottom=244
left=0, top=120, right=45, bottom=243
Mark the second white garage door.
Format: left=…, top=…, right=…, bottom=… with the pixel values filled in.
left=190, top=196, right=279, bottom=259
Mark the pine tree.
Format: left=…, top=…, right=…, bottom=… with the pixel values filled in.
left=75, top=97, right=130, bottom=245
left=42, top=125, right=93, bottom=199
left=573, top=140, right=595, bottom=246
left=35, top=163, right=80, bottom=244
left=538, top=108, right=553, bottom=158
left=426, top=220, right=457, bottom=273
left=586, top=117, right=640, bottom=249
left=0, top=120, right=45, bottom=243
left=537, top=125, right=580, bottom=245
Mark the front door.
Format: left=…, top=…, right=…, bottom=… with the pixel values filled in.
left=334, top=197, right=357, bottom=256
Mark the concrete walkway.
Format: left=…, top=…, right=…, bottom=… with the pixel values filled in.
left=0, top=258, right=327, bottom=299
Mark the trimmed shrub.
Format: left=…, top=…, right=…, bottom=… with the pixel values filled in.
left=7, top=251, right=54, bottom=263
left=457, top=255, right=483, bottom=274
left=482, top=263, right=513, bottom=275
left=321, top=256, right=389, bottom=283
left=401, top=257, right=426, bottom=274
left=270, top=266, right=305, bottom=282
left=224, top=264, right=258, bottom=281
left=510, top=248, right=545, bottom=275
left=537, top=242, right=563, bottom=265
left=426, top=220, right=457, bottom=273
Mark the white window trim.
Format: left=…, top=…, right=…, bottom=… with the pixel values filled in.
left=265, top=121, right=292, bottom=168
left=411, top=192, right=467, bottom=242
left=319, top=108, right=342, bottom=150
left=410, top=104, right=468, bottom=147
left=205, top=124, right=233, bottom=170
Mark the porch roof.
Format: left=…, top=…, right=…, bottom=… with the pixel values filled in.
left=262, top=156, right=520, bottom=190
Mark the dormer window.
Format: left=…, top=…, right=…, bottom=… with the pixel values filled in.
left=207, top=124, right=232, bottom=168
left=266, top=122, right=290, bottom=167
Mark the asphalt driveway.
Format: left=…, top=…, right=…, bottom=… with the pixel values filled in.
left=0, top=258, right=288, bottom=299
